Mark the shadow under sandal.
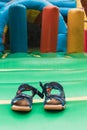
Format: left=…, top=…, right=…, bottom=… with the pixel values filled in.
left=11, top=83, right=44, bottom=112
left=40, top=82, right=66, bottom=110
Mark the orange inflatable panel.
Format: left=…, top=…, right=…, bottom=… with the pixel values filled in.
left=40, top=6, right=59, bottom=53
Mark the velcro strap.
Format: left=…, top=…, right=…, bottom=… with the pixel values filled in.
left=16, top=83, right=44, bottom=99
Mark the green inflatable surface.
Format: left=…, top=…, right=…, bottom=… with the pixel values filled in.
left=0, top=52, right=87, bottom=129
left=0, top=101, right=87, bottom=130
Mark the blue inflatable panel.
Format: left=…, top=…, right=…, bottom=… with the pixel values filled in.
left=58, top=13, right=67, bottom=34
left=59, top=7, right=76, bottom=16
left=9, top=4, right=28, bottom=53
left=0, top=0, right=10, bottom=2
left=57, top=33, right=67, bottom=52
left=57, top=13, right=67, bottom=52
left=0, top=37, right=4, bottom=52
left=48, top=0, right=76, bottom=7
left=0, top=2, right=6, bottom=8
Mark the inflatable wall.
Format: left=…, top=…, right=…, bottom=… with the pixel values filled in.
left=0, top=0, right=69, bottom=53
left=0, top=0, right=84, bottom=54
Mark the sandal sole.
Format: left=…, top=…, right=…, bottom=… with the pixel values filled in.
left=11, top=105, right=32, bottom=112
left=44, top=104, right=65, bottom=110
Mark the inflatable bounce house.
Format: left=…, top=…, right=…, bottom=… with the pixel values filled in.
left=0, top=0, right=87, bottom=130
left=0, top=0, right=84, bottom=54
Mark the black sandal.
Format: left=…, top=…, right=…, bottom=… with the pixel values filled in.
left=11, top=83, right=44, bottom=112
left=40, top=82, right=66, bottom=110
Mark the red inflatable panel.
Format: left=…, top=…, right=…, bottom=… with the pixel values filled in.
left=84, top=30, right=87, bottom=52
left=40, top=6, right=59, bottom=53
left=80, top=0, right=87, bottom=16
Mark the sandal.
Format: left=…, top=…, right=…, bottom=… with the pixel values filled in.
left=11, top=83, right=44, bottom=112
left=40, top=82, right=66, bottom=110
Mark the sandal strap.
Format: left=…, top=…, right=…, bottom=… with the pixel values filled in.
left=40, top=82, right=46, bottom=95
left=11, top=93, right=32, bottom=106
left=40, top=81, right=65, bottom=101
left=17, top=83, right=44, bottom=98
left=45, top=95, right=65, bottom=106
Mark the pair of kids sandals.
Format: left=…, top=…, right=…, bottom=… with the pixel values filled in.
left=11, top=82, right=66, bottom=111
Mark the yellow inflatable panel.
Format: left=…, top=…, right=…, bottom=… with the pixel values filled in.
left=67, top=9, right=84, bottom=53
left=27, top=9, right=40, bottom=23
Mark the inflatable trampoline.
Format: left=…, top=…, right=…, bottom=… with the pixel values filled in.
left=0, top=0, right=87, bottom=129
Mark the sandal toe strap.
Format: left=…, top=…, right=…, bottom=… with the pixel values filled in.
left=11, top=93, right=32, bottom=107
left=45, top=95, right=65, bottom=106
